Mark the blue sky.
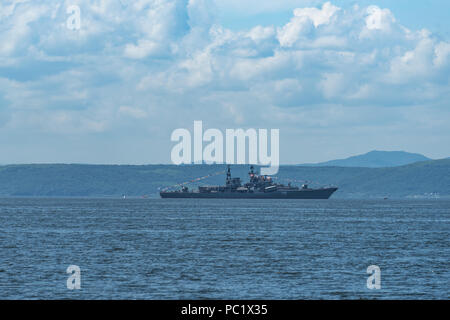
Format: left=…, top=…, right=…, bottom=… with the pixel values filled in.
left=0, top=0, right=449, bottom=164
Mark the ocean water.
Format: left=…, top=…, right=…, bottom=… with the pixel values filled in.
left=0, top=198, right=448, bottom=300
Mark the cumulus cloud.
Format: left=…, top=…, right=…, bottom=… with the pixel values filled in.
left=293, top=1, right=339, bottom=28
left=0, top=0, right=449, bottom=163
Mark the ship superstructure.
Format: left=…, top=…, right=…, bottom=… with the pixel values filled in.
left=160, top=166, right=338, bottom=199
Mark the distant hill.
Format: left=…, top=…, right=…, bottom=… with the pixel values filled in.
left=303, top=150, right=430, bottom=167
left=0, top=159, right=449, bottom=199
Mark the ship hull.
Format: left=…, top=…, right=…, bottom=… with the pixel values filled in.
left=160, top=188, right=338, bottom=199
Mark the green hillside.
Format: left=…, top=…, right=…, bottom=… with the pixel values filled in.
left=0, top=159, right=449, bottom=198
left=305, top=150, right=431, bottom=167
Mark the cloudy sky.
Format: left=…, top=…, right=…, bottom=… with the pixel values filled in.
left=0, top=0, right=449, bottom=164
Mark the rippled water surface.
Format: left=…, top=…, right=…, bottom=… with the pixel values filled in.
left=0, top=198, right=449, bottom=299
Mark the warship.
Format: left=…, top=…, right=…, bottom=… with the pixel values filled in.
left=160, top=166, right=338, bottom=199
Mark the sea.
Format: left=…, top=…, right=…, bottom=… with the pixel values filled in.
left=0, top=198, right=448, bottom=299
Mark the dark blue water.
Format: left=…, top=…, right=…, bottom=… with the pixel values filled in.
left=0, top=198, right=448, bottom=299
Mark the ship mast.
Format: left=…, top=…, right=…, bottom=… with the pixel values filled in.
left=248, top=165, right=256, bottom=183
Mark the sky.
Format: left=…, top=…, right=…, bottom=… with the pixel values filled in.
left=0, top=0, right=449, bottom=164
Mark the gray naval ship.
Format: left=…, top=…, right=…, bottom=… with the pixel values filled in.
left=160, top=166, right=338, bottom=199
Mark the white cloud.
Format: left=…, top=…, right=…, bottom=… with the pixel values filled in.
left=247, top=26, right=276, bottom=42
left=387, top=36, right=445, bottom=84
left=0, top=0, right=449, bottom=162
left=277, top=2, right=339, bottom=47
left=0, top=2, right=48, bottom=56
left=434, top=41, right=450, bottom=67
left=124, top=40, right=161, bottom=59
left=293, top=1, right=339, bottom=28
